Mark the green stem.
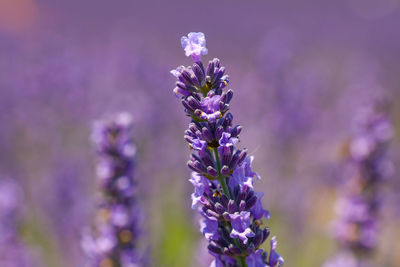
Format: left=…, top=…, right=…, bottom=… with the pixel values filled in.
left=213, top=147, right=230, bottom=198
left=238, top=256, right=246, bottom=267
left=213, top=147, right=247, bottom=266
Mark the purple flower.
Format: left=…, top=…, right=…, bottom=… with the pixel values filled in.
left=170, top=66, right=185, bottom=78
left=189, top=172, right=209, bottom=209
left=192, top=138, right=207, bottom=154
left=268, top=237, right=284, bottom=267
left=251, top=192, right=271, bottom=220
left=219, top=132, right=239, bottom=147
left=210, top=255, right=238, bottom=267
left=181, top=32, right=208, bottom=62
left=173, top=32, right=283, bottom=266
left=229, top=157, right=259, bottom=190
left=200, top=216, right=219, bottom=241
left=82, top=112, right=146, bottom=267
left=243, top=156, right=261, bottom=180
left=229, top=211, right=255, bottom=244
left=0, top=178, right=43, bottom=267
left=229, top=165, right=253, bottom=189
left=201, top=95, right=222, bottom=114
left=324, top=102, right=392, bottom=266
left=322, top=252, right=359, bottom=267
left=246, top=250, right=266, bottom=267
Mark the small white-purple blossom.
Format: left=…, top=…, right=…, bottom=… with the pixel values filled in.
left=181, top=32, right=208, bottom=62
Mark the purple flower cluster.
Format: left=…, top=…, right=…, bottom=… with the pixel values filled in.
left=324, top=102, right=393, bottom=266
left=172, top=32, right=284, bottom=267
left=0, top=178, right=41, bottom=267
left=82, top=112, right=145, bottom=267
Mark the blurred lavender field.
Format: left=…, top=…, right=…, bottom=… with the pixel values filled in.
left=0, top=0, right=399, bottom=266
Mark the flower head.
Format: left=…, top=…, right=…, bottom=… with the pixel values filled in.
left=181, top=32, right=208, bottom=62
left=324, top=102, right=392, bottom=266
left=83, top=112, right=146, bottom=267
left=173, top=32, right=283, bottom=266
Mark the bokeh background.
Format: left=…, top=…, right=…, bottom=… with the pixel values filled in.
left=0, top=0, right=399, bottom=266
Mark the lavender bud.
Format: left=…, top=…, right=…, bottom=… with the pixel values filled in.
left=221, top=165, right=230, bottom=176
left=228, top=200, right=237, bottom=213
left=245, top=195, right=258, bottom=210
left=214, top=203, right=226, bottom=214
left=238, top=200, right=246, bottom=212
left=230, top=125, right=243, bottom=137
left=202, top=127, right=214, bottom=143
left=207, top=166, right=218, bottom=178
left=215, top=126, right=224, bottom=140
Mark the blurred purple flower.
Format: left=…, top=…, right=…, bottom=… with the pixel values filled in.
left=322, top=252, right=360, bottom=267
left=0, top=178, right=43, bottom=267
left=82, top=112, right=146, bottom=267
left=325, top=101, right=393, bottom=266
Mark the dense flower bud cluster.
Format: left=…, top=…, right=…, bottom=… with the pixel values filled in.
left=172, top=32, right=283, bottom=267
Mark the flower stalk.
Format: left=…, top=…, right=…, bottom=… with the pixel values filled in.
left=324, top=101, right=393, bottom=267
left=172, top=32, right=284, bottom=267
left=82, top=112, right=146, bottom=267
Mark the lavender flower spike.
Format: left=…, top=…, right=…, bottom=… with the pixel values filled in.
left=324, top=101, right=393, bottom=267
left=172, top=32, right=283, bottom=267
left=82, top=112, right=146, bottom=267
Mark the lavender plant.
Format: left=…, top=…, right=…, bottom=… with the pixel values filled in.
left=171, top=32, right=284, bottom=267
left=324, top=102, right=393, bottom=267
left=82, top=112, right=145, bottom=267
left=0, top=178, right=42, bottom=267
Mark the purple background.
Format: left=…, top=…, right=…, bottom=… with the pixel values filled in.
left=0, top=0, right=399, bottom=266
